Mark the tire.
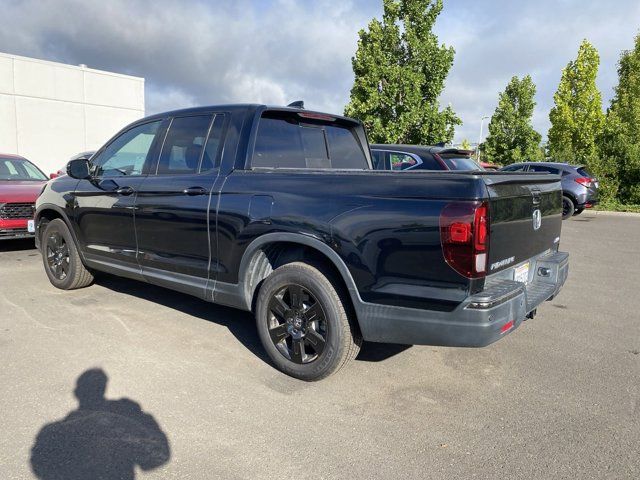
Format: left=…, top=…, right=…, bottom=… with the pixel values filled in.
left=255, top=262, right=362, bottom=381
left=562, top=196, right=575, bottom=220
left=41, top=218, right=94, bottom=290
left=573, top=207, right=584, bottom=216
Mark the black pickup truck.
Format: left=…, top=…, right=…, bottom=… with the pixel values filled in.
left=35, top=104, right=568, bottom=380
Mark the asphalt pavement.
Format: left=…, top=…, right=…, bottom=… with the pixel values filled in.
left=0, top=210, right=638, bottom=479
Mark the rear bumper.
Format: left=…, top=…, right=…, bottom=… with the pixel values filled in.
left=356, top=251, right=569, bottom=346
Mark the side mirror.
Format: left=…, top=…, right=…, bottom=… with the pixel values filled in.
left=66, top=159, right=91, bottom=179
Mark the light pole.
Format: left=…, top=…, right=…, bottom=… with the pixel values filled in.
left=477, top=115, right=489, bottom=162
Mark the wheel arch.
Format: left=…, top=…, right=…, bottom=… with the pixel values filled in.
left=35, top=204, right=80, bottom=252
left=238, top=233, right=363, bottom=325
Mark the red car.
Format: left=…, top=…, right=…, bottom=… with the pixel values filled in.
left=0, top=154, right=48, bottom=240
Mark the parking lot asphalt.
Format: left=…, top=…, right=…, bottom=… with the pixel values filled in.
left=1, top=211, right=639, bottom=479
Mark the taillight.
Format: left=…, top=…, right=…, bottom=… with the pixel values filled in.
left=575, top=177, right=592, bottom=188
left=440, top=201, right=489, bottom=278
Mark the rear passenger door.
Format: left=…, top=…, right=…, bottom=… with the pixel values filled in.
left=134, top=113, right=227, bottom=297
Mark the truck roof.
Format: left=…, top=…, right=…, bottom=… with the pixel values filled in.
left=143, top=103, right=360, bottom=125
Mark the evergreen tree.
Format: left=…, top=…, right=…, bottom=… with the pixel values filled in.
left=482, top=75, right=542, bottom=165
left=547, top=40, right=605, bottom=166
left=599, top=34, right=640, bottom=204
left=345, top=0, right=460, bottom=145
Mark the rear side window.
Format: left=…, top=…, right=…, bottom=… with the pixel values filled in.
left=529, top=165, right=560, bottom=175
left=389, top=153, right=418, bottom=170
left=252, top=112, right=369, bottom=169
left=502, top=164, right=526, bottom=172
left=157, top=115, right=212, bottom=175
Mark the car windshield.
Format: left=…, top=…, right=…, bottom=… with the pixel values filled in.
left=0, top=157, right=47, bottom=181
left=439, top=155, right=482, bottom=171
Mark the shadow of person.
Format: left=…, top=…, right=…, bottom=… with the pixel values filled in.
left=30, top=369, right=170, bottom=480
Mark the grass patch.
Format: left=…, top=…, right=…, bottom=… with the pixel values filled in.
left=595, top=200, right=640, bottom=213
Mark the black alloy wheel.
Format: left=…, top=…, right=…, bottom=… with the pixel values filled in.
left=267, top=284, right=327, bottom=364
left=255, top=262, right=362, bottom=381
left=46, top=231, right=70, bottom=281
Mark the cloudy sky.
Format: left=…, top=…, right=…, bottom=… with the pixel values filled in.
left=2, top=0, right=639, bottom=143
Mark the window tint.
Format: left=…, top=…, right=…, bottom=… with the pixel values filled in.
left=440, top=156, right=480, bottom=171
left=420, top=154, right=442, bottom=170
left=502, top=164, right=526, bottom=172
left=529, top=165, right=560, bottom=174
left=252, top=113, right=368, bottom=169
left=157, top=115, right=212, bottom=175
left=389, top=153, right=418, bottom=170
left=576, top=167, right=592, bottom=178
left=93, top=121, right=161, bottom=177
left=372, top=150, right=385, bottom=170
left=201, top=114, right=227, bottom=171
left=324, top=125, right=367, bottom=169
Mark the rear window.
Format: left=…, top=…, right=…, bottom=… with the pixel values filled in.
left=576, top=167, right=592, bottom=178
left=252, top=112, right=369, bottom=169
left=439, top=155, right=480, bottom=171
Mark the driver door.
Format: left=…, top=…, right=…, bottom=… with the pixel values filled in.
left=73, top=120, right=164, bottom=273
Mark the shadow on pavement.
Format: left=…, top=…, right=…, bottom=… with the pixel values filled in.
left=0, top=238, right=36, bottom=252
left=357, top=342, right=412, bottom=362
left=30, top=368, right=170, bottom=480
left=94, top=274, right=411, bottom=366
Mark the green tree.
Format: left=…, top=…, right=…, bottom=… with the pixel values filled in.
left=599, top=34, right=640, bottom=204
left=459, top=138, right=471, bottom=150
left=482, top=75, right=542, bottom=165
left=344, top=0, right=460, bottom=145
left=547, top=40, right=605, bottom=166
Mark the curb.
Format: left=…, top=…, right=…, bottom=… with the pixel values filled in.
left=592, top=210, right=640, bottom=218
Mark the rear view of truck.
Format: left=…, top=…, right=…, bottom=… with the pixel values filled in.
left=348, top=169, right=568, bottom=348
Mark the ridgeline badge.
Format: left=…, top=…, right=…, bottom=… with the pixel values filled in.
left=533, top=209, right=542, bottom=230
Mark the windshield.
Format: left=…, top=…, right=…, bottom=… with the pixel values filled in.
left=0, top=157, right=47, bottom=181
left=439, top=155, right=482, bottom=171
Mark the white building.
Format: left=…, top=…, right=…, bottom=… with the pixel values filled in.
left=0, top=52, right=145, bottom=175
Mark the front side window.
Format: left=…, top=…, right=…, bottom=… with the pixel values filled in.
left=93, top=121, right=161, bottom=177
left=252, top=112, right=369, bottom=169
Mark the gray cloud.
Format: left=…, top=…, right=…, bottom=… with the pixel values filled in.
left=1, top=0, right=638, bottom=144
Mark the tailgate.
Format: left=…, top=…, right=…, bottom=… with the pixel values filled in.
left=483, top=173, right=562, bottom=274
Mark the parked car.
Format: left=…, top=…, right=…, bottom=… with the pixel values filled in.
left=480, top=161, right=501, bottom=171
left=500, top=162, right=598, bottom=219
left=0, top=153, right=47, bottom=240
left=35, top=104, right=568, bottom=380
left=49, top=151, right=96, bottom=179
left=371, top=144, right=482, bottom=171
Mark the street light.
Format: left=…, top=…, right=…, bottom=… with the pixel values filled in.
left=477, top=115, right=489, bottom=162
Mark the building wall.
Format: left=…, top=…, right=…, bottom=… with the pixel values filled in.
left=0, top=52, right=144, bottom=175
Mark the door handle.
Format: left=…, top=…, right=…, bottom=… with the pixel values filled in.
left=116, top=186, right=134, bottom=196
left=182, top=186, right=207, bottom=196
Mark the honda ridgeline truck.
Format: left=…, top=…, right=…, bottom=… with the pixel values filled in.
left=35, top=104, right=569, bottom=380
